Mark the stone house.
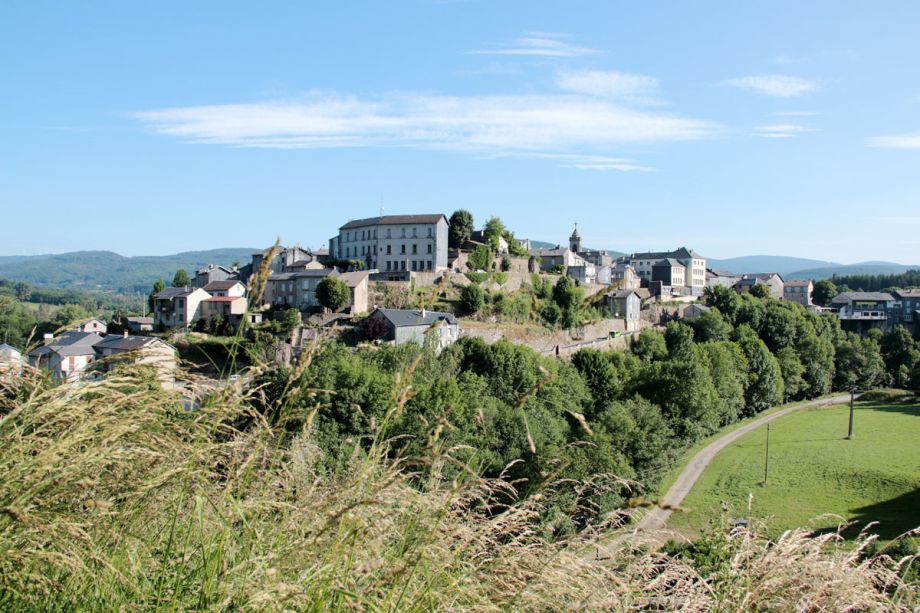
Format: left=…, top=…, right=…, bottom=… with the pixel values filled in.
left=194, top=264, right=239, bottom=289
left=28, top=331, right=103, bottom=382
left=605, top=289, right=642, bottom=325
left=629, top=247, right=707, bottom=295
left=734, top=273, right=784, bottom=299
left=0, top=343, right=23, bottom=376
left=93, top=332, right=178, bottom=382
left=329, top=214, right=450, bottom=273
left=200, top=296, right=248, bottom=326
left=338, top=271, right=370, bottom=314
left=264, top=269, right=337, bottom=310
left=706, top=268, right=742, bottom=289
left=362, top=308, right=459, bottom=352
left=610, top=262, right=641, bottom=289
left=153, top=287, right=211, bottom=329
left=73, top=319, right=108, bottom=334
left=892, top=289, right=920, bottom=327
left=651, top=258, right=686, bottom=288
left=126, top=316, right=154, bottom=333
left=530, top=247, right=585, bottom=272
left=783, top=279, right=814, bottom=306
left=831, top=292, right=898, bottom=332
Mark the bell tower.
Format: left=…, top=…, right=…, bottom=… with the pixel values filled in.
left=569, top=222, right=581, bottom=253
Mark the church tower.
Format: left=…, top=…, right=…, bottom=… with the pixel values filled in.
left=569, top=223, right=581, bottom=253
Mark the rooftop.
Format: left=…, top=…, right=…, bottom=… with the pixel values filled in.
left=831, top=291, right=896, bottom=303
left=373, top=308, right=458, bottom=328
left=339, top=214, right=447, bottom=230
left=203, top=280, right=244, bottom=291
left=155, top=287, right=198, bottom=300
left=631, top=246, right=704, bottom=260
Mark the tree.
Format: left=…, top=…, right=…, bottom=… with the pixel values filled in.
left=460, top=283, right=485, bottom=313
left=280, top=308, right=302, bottom=332
left=552, top=275, right=582, bottom=310
left=736, top=327, right=784, bottom=414
left=812, top=279, right=837, bottom=307
left=571, top=348, right=620, bottom=415
left=149, top=279, right=165, bottom=313
left=0, top=295, right=37, bottom=349
left=483, top=216, right=507, bottom=251
left=687, top=308, right=732, bottom=342
left=467, top=245, right=493, bottom=271
left=172, top=269, right=191, bottom=288
left=448, top=209, right=474, bottom=248
left=316, top=276, right=351, bottom=311
left=500, top=255, right=512, bottom=272
left=776, top=346, right=806, bottom=401
left=704, top=286, right=742, bottom=324
left=52, top=303, right=91, bottom=328
left=664, top=321, right=695, bottom=359
left=834, top=334, right=887, bottom=391
left=749, top=284, right=772, bottom=300
left=879, top=326, right=919, bottom=387
left=631, top=329, right=668, bottom=363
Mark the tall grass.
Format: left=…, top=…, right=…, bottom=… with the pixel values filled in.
left=0, top=362, right=917, bottom=610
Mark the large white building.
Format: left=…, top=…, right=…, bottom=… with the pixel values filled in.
left=627, top=247, right=707, bottom=295
left=329, top=214, right=449, bottom=273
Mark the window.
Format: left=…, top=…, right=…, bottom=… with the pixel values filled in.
left=386, top=245, right=392, bottom=255
left=427, top=244, right=432, bottom=254
left=400, top=260, right=406, bottom=271
left=412, top=227, right=417, bottom=237
left=401, top=244, right=406, bottom=254
left=373, top=229, right=377, bottom=239
left=428, top=227, right=433, bottom=237
left=427, top=260, right=432, bottom=271
left=412, top=244, right=417, bottom=254
left=401, top=228, right=406, bottom=238
left=386, top=228, right=391, bottom=238
left=386, top=261, right=391, bottom=271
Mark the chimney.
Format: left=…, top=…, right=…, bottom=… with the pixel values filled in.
left=43, top=333, right=54, bottom=346
left=123, top=329, right=129, bottom=338
left=420, top=307, right=426, bottom=319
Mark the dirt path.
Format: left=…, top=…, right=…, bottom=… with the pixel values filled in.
left=598, top=394, right=852, bottom=554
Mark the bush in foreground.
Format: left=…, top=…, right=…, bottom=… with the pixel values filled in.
left=0, top=365, right=916, bottom=610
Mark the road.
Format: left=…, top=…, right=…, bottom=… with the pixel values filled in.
left=598, top=393, right=853, bottom=554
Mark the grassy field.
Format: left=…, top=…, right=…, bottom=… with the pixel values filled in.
left=668, top=398, right=920, bottom=541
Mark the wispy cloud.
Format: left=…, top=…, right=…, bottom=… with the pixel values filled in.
left=752, top=123, right=816, bottom=138
left=726, top=74, right=818, bottom=97
left=771, top=111, right=819, bottom=117
left=875, top=216, right=920, bottom=225
left=867, top=132, right=920, bottom=149
left=556, top=69, right=660, bottom=102
left=132, top=90, right=716, bottom=167
left=470, top=32, right=601, bottom=57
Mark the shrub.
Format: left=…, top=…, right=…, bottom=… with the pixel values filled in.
left=317, top=276, right=351, bottom=311
left=492, top=271, right=508, bottom=285
left=460, top=283, right=485, bottom=313
left=465, top=272, right=490, bottom=284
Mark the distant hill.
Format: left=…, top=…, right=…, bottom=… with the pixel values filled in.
left=0, top=249, right=257, bottom=292
left=707, top=255, right=840, bottom=276
left=787, top=262, right=919, bottom=280
left=529, top=240, right=626, bottom=258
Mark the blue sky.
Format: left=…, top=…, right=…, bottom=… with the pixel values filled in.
left=2, top=1, right=919, bottom=263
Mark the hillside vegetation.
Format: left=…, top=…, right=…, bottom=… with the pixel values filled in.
left=1, top=363, right=916, bottom=610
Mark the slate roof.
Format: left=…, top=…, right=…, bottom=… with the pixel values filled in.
left=608, top=289, right=640, bottom=299
left=831, top=292, right=896, bottom=304
left=735, top=277, right=765, bottom=286
left=266, top=269, right=335, bottom=281
left=95, top=335, right=163, bottom=351
left=373, top=308, right=458, bottom=328
left=0, top=343, right=20, bottom=354
left=339, top=271, right=369, bottom=287
left=630, top=247, right=703, bottom=260
left=155, top=287, right=196, bottom=300
left=203, top=280, right=244, bottom=291
left=203, top=296, right=244, bottom=303
left=28, top=332, right=103, bottom=358
left=784, top=279, right=813, bottom=287
left=893, top=289, right=920, bottom=298
left=531, top=248, right=570, bottom=257
left=707, top=268, right=739, bottom=277
left=748, top=272, right=784, bottom=282
left=653, top=258, right=685, bottom=268
left=339, top=214, right=447, bottom=230
left=127, top=316, right=154, bottom=324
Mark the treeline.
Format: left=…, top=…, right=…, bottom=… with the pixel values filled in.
left=251, top=286, right=919, bottom=532
left=831, top=269, right=920, bottom=292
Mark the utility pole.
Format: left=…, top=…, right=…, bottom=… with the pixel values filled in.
left=846, top=388, right=856, bottom=439
left=763, top=423, right=771, bottom=485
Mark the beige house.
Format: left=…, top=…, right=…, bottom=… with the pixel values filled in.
left=0, top=343, right=24, bottom=379
left=202, top=280, right=247, bottom=298
left=200, top=295, right=248, bottom=324
left=610, top=262, right=640, bottom=289
left=73, top=319, right=108, bottom=334
left=94, top=332, right=177, bottom=382
left=153, top=287, right=211, bottom=329
left=339, top=271, right=370, bottom=314
left=628, top=247, right=706, bottom=295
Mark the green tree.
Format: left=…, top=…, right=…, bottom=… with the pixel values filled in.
left=700, top=341, right=748, bottom=425
left=448, top=209, right=474, bottom=248
left=552, top=275, right=583, bottom=310
left=571, top=348, right=621, bottom=415
left=52, top=303, right=91, bottom=328
left=459, top=283, right=485, bottom=313
left=0, top=295, right=37, bottom=349
left=834, top=333, right=887, bottom=391
left=631, top=329, right=668, bottom=363
left=500, top=255, right=512, bottom=272
left=687, top=307, right=732, bottom=342
left=776, top=346, right=806, bottom=401
left=172, top=269, right=191, bottom=288
left=482, top=216, right=507, bottom=251
left=316, top=276, right=351, bottom=311
left=749, top=283, right=772, bottom=300
left=467, top=245, right=493, bottom=271
left=795, top=330, right=836, bottom=397
left=879, top=326, right=919, bottom=387
left=736, top=327, right=784, bottom=414
left=280, top=308, right=302, bottom=332
left=664, top=321, right=695, bottom=358
left=148, top=279, right=165, bottom=313
left=812, top=279, right=837, bottom=307
left=703, top=286, right=742, bottom=324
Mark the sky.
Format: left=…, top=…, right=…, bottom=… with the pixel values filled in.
left=2, top=1, right=919, bottom=263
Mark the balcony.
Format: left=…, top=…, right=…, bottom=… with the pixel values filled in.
left=837, top=311, right=888, bottom=321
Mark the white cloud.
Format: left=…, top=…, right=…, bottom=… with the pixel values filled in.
left=132, top=91, right=716, bottom=164
left=752, top=123, right=815, bottom=138
left=470, top=32, right=600, bottom=57
left=867, top=132, right=920, bottom=149
left=556, top=69, right=660, bottom=102
left=726, top=74, right=818, bottom=97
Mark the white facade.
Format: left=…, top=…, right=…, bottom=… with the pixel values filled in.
left=330, top=214, right=449, bottom=273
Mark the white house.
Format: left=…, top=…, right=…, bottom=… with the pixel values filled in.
left=329, top=214, right=450, bottom=273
